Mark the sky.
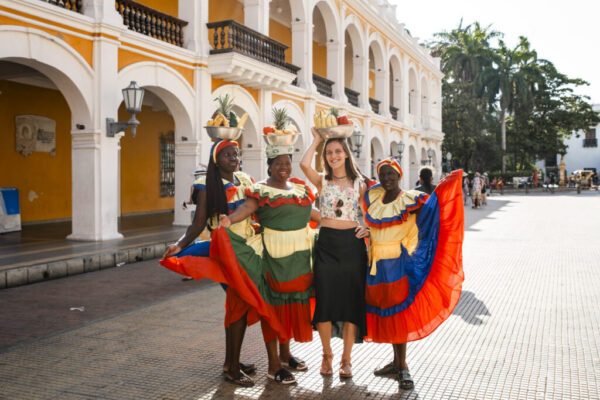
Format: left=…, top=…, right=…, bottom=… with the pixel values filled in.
left=391, top=0, right=599, bottom=104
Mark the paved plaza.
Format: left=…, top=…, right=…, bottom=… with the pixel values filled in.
left=0, top=192, right=599, bottom=399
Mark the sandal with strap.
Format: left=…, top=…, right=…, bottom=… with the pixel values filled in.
left=267, top=368, right=296, bottom=385
left=224, top=370, right=254, bottom=387
left=320, top=353, right=333, bottom=376
left=374, top=361, right=399, bottom=376
left=282, top=356, right=308, bottom=371
left=399, top=369, right=414, bottom=390
left=339, top=359, right=353, bottom=379
left=223, top=362, right=256, bottom=375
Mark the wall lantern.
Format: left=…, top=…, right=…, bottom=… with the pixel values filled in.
left=427, top=148, right=434, bottom=165
left=397, top=140, right=405, bottom=160
left=350, top=127, right=364, bottom=159
left=106, top=81, right=145, bottom=138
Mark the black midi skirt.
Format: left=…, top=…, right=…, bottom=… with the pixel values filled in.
left=312, top=227, right=368, bottom=341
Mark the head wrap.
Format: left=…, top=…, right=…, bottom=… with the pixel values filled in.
left=210, top=139, right=238, bottom=164
left=376, top=157, right=403, bottom=179
left=266, top=144, right=294, bottom=159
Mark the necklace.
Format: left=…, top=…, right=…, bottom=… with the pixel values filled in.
left=333, top=175, right=347, bottom=180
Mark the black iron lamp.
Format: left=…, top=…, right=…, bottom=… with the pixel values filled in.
left=427, top=147, right=434, bottom=165
left=106, top=81, right=145, bottom=138
left=349, top=127, right=364, bottom=158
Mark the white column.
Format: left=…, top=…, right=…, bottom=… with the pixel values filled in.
left=292, top=19, right=313, bottom=91
left=68, top=10, right=124, bottom=240
left=244, top=0, right=270, bottom=35
left=392, top=79, right=402, bottom=121
left=178, top=0, right=210, bottom=55
left=399, top=131, right=409, bottom=191
left=357, top=56, right=369, bottom=109
left=327, top=40, right=344, bottom=101
left=377, top=68, right=390, bottom=118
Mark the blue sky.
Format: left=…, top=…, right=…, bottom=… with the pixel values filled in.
left=392, top=0, right=599, bottom=104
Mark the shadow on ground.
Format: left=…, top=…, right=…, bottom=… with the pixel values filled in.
left=452, top=290, right=490, bottom=325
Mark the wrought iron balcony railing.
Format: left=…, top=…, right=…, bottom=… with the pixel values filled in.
left=313, top=74, right=334, bottom=98
left=116, top=0, right=188, bottom=47
left=345, top=87, right=359, bottom=107
left=369, top=97, right=381, bottom=114
left=390, top=105, right=399, bottom=120
left=40, top=0, right=82, bottom=13
left=583, top=138, right=598, bottom=148
left=207, top=20, right=297, bottom=72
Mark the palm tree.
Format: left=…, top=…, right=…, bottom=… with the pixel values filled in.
left=481, top=37, right=540, bottom=173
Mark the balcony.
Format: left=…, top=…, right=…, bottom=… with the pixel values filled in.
left=369, top=98, right=381, bottom=114
left=116, top=0, right=187, bottom=47
left=390, top=106, right=399, bottom=120
left=583, top=138, right=598, bottom=148
left=40, top=0, right=82, bottom=13
left=345, top=87, right=359, bottom=107
left=313, top=74, right=334, bottom=98
left=206, top=20, right=298, bottom=90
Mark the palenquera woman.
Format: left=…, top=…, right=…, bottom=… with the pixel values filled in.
left=161, top=139, right=258, bottom=387
left=364, top=158, right=464, bottom=390
left=217, top=142, right=319, bottom=384
left=300, top=128, right=369, bottom=378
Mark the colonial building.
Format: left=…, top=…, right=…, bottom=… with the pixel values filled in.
left=562, top=104, right=600, bottom=174
left=0, top=0, right=443, bottom=241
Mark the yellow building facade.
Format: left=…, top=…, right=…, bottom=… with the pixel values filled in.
left=0, top=0, right=443, bottom=240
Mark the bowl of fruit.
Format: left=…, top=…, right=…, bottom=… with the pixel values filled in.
left=205, top=94, right=248, bottom=140
left=263, top=107, right=301, bottom=146
left=314, top=108, right=354, bottom=139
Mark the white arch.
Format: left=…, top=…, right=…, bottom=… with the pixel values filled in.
left=408, top=66, right=418, bottom=115
left=0, top=26, right=93, bottom=127
left=288, top=0, right=307, bottom=21
left=343, top=18, right=365, bottom=57
left=211, top=84, right=261, bottom=147
left=370, top=133, right=384, bottom=178
left=367, top=34, right=385, bottom=70
left=312, top=0, right=341, bottom=39
left=408, top=143, right=419, bottom=187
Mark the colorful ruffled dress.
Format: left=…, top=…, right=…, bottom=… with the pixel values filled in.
left=160, top=171, right=259, bottom=326
left=362, top=170, right=464, bottom=343
left=210, top=177, right=317, bottom=343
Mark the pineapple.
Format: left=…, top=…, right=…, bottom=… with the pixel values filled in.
left=212, top=94, right=236, bottom=127
left=272, top=107, right=289, bottom=134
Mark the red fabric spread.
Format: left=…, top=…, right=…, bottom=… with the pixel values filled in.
left=266, top=271, right=313, bottom=293
left=160, top=255, right=227, bottom=283
left=272, top=303, right=313, bottom=343
left=365, top=276, right=409, bottom=310
left=245, top=178, right=315, bottom=208
left=209, top=228, right=287, bottom=340
left=365, top=170, right=464, bottom=343
left=225, top=287, right=259, bottom=327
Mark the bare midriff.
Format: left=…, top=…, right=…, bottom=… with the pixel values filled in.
left=320, top=217, right=359, bottom=230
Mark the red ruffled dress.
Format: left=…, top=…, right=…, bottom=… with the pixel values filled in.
left=362, top=170, right=465, bottom=343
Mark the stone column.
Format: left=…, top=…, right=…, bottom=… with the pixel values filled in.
left=357, top=56, right=369, bottom=109
left=327, top=40, right=344, bottom=101
left=244, top=0, right=270, bottom=35
left=292, top=19, right=313, bottom=91
left=377, top=68, right=390, bottom=118
left=178, top=0, right=210, bottom=56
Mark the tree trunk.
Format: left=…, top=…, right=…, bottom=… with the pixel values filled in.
left=500, top=108, right=506, bottom=174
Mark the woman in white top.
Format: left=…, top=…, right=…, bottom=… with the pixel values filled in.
left=300, top=128, right=369, bottom=378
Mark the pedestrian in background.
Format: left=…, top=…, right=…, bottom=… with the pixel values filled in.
left=462, top=173, right=470, bottom=205
left=471, top=172, right=482, bottom=208
left=416, top=167, right=436, bottom=195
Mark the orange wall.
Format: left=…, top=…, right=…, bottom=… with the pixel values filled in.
left=0, top=81, right=71, bottom=223
left=269, top=19, right=292, bottom=63
left=313, top=41, right=328, bottom=77
left=369, top=70, right=375, bottom=98
left=135, top=0, right=178, bottom=17
left=209, top=0, right=244, bottom=23
left=119, top=104, right=175, bottom=214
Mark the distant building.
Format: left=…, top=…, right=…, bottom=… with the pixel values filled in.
left=562, top=104, right=600, bottom=174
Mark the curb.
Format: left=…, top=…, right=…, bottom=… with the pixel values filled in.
left=0, top=242, right=169, bottom=290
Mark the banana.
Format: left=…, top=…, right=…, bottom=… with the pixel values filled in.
left=238, top=113, right=248, bottom=128
left=206, top=119, right=214, bottom=126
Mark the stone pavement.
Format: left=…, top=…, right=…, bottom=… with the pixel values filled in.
left=0, top=192, right=599, bottom=399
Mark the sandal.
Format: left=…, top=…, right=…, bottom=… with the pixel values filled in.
left=223, top=362, right=256, bottom=375
left=224, top=370, right=254, bottom=387
left=373, top=361, right=399, bottom=376
left=399, top=369, right=414, bottom=390
left=320, top=353, right=333, bottom=376
left=267, top=368, right=296, bottom=385
left=339, top=359, right=352, bottom=379
left=282, top=356, right=308, bottom=371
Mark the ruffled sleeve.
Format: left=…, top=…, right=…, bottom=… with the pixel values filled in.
left=363, top=185, right=429, bottom=228
left=193, top=175, right=207, bottom=191
left=245, top=177, right=315, bottom=208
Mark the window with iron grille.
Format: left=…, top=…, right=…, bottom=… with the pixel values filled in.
left=160, top=131, right=175, bottom=197
left=584, top=128, right=597, bottom=148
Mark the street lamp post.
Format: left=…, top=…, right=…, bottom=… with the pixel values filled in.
left=397, top=141, right=405, bottom=161
left=349, top=127, right=364, bottom=159
left=427, top=148, right=434, bottom=165
left=106, top=81, right=145, bottom=138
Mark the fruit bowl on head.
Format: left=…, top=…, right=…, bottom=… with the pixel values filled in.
left=263, top=132, right=301, bottom=146
left=205, top=126, right=243, bottom=141
left=315, top=124, right=354, bottom=140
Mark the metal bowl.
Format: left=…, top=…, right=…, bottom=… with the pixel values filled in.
left=316, top=124, right=354, bottom=139
left=204, top=126, right=243, bottom=141
left=263, top=133, right=302, bottom=146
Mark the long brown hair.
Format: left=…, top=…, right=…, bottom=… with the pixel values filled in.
left=321, top=138, right=361, bottom=182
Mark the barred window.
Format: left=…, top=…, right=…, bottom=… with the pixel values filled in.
left=585, top=128, right=596, bottom=140
left=160, top=131, right=175, bottom=197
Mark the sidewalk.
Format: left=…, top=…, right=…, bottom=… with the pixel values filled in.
left=0, top=212, right=186, bottom=289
